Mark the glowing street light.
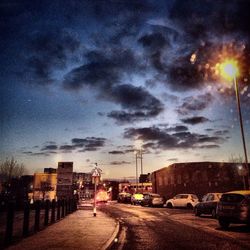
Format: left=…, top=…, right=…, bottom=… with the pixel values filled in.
left=219, top=59, right=249, bottom=190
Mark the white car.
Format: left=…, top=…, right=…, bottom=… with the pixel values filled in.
left=166, top=194, right=199, bottom=209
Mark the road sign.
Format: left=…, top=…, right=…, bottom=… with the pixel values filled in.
left=91, top=167, right=102, bottom=177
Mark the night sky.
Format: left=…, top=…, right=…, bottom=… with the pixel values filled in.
left=1, top=0, right=250, bottom=179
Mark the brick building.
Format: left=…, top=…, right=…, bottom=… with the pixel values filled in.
left=151, top=162, right=249, bottom=199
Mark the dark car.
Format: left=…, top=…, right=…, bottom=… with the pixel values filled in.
left=117, top=192, right=131, bottom=203
left=141, top=193, right=165, bottom=207
left=217, top=190, right=250, bottom=229
left=194, top=193, right=222, bottom=218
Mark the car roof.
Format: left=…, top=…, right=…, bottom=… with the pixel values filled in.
left=225, top=190, right=250, bottom=195
left=205, top=193, right=222, bottom=195
left=175, top=193, right=196, bottom=195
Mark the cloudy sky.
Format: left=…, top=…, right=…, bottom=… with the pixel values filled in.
left=1, top=0, right=250, bottom=179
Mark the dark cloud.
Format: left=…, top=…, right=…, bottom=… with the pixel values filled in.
left=138, top=32, right=169, bottom=51
left=24, top=29, right=80, bottom=85
left=198, top=145, right=220, bottom=149
left=68, top=137, right=107, bottom=152
left=166, top=125, right=189, bottom=132
left=214, top=130, right=230, bottom=136
left=59, top=145, right=76, bottom=151
left=106, top=84, right=164, bottom=123
left=63, top=49, right=140, bottom=90
left=176, top=93, right=213, bottom=115
left=181, top=116, right=210, bottom=125
left=124, top=125, right=226, bottom=151
left=41, top=145, right=58, bottom=151
left=109, top=151, right=125, bottom=155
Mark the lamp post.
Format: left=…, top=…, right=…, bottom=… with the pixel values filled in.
left=134, top=151, right=138, bottom=192
left=220, top=60, right=249, bottom=190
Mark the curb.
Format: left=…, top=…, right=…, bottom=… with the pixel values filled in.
left=101, top=220, right=120, bottom=250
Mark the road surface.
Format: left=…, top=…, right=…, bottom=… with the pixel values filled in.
left=100, top=203, right=250, bottom=250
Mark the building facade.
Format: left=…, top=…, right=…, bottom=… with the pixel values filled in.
left=56, top=162, right=73, bottom=199
left=152, top=162, right=248, bottom=199
left=33, top=173, right=57, bottom=201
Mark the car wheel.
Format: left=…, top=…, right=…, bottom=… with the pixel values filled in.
left=211, top=209, right=216, bottom=218
left=187, top=203, right=193, bottom=209
left=194, top=207, right=201, bottom=217
left=167, top=202, right=173, bottom=208
left=219, top=219, right=230, bottom=229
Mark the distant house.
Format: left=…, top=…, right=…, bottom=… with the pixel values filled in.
left=151, top=162, right=249, bottom=199
left=33, top=172, right=57, bottom=201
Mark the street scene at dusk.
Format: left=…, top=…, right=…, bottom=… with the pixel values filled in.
left=1, top=0, right=250, bottom=249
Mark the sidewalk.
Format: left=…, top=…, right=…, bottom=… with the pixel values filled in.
left=6, top=207, right=119, bottom=250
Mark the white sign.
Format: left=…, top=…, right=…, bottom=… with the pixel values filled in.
left=92, top=167, right=102, bottom=177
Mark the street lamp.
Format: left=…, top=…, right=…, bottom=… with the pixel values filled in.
left=219, top=59, right=249, bottom=190
left=134, top=151, right=138, bottom=192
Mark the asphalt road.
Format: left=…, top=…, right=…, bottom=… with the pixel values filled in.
left=99, top=203, right=250, bottom=250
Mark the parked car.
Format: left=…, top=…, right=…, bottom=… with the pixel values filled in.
left=217, top=190, right=250, bottom=229
left=166, top=194, right=199, bottom=209
left=131, top=193, right=144, bottom=205
left=194, top=193, right=222, bottom=218
left=117, top=192, right=131, bottom=203
left=141, top=193, right=165, bottom=207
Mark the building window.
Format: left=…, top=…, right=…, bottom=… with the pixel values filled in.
left=177, top=175, right=182, bottom=184
left=164, top=176, right=168, bottom=185
left=171, top=175, right=175, bottom=185
left=159, top=177, right=163, bottom=186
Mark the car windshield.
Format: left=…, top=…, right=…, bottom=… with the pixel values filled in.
left=221, top=194, right=245, bottom=202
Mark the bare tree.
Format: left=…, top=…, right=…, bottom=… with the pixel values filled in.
left=0, top=157, right=26, bottom=182
left=228, top=154, right=243, bottom=163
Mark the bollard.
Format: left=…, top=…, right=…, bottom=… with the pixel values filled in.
left=51, top=199, right=56, bottom=223
left=44, top=200, right=50, bottom=226
left=57, top=200, right=61, bottom=220
left=93, top=206, right=97, bottom=217
left=4, top=201, right=15, bottom=245
left=34, top=200, right=41, bottom=232
left=23, top=201, right=30, bottom=237
left=61, top=199, right=65, bottom=218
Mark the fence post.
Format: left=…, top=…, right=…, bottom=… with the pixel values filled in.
left=23, top=201, right=30, bottom=237
left=34, top=200, right=41, bottom=232
left=44, top=200, right=50, bottom=226
left=69, top=199, right=72, bottom=213
left=51, top=199, right=56, bottom=223
left=4, top=201, right=15, bottom=245
left=61, top=199, right=65, bottom=218
left=57, top=200, right=61, bottom=220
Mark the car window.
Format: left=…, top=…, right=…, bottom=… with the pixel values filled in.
left=202, top=194, right=208, bottom=202
left=181, top=195, right=188, bottom=199
left=207, top=194, right=214, bottom=201
left=221, top=194, right=245, bottom=202
left=191, top=194, right=198, bottom=200
left=175, top=195, right=181, bottom=199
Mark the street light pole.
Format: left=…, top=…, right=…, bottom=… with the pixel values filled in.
left=233, top=76, right=249, bottom=190
left=135, top=153, right=138, bottom=192
left=140, top=148, right=143, bottom=192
